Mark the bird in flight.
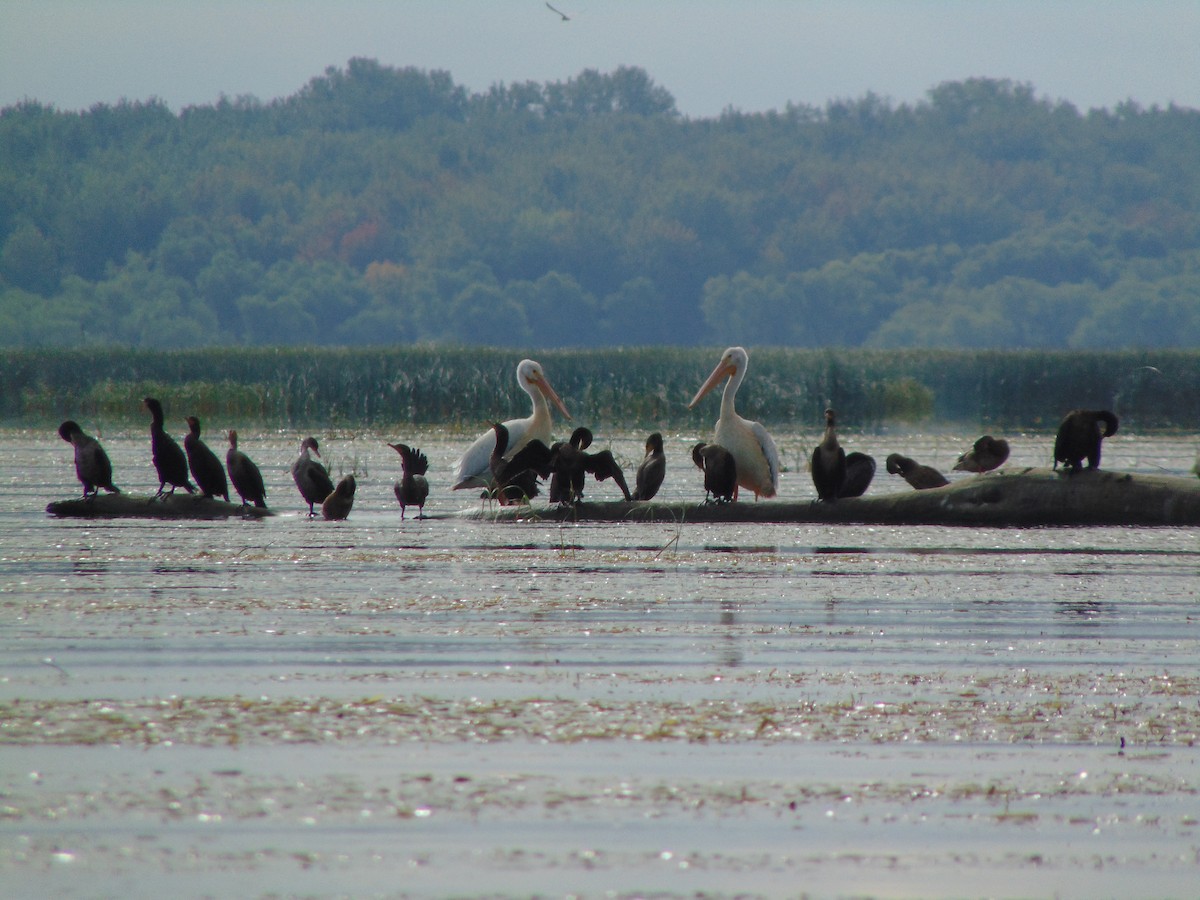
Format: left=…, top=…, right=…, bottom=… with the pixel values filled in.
left=546, top=2, right=570, bottom=21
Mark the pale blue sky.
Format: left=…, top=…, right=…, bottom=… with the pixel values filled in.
left=3, top=1, right=1198, bottom=117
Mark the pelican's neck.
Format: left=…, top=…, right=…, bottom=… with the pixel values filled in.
left=720, top=366, right=744, bottom=418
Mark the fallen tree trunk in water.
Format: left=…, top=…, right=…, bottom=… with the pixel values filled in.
left=47, top=493, right=273, bottom=520
left=468, top=468, right=1200, bottom=527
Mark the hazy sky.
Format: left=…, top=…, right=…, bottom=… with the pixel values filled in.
left=3, top=1, right=1199, bottom=118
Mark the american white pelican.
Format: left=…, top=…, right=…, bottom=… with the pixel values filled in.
left=452, top=359, right=571, bottom=490
left=688, top=346, right=779, bottom=500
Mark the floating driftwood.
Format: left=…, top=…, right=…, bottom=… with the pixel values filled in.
left=47, top=493, right=273, bottom=520
left=468, top=468, right=1200, bottom=527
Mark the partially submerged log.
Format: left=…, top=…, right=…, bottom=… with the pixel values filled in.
left=47, top=493, right=273, bottom=520
left=468, top=468, right=1200, bottom=527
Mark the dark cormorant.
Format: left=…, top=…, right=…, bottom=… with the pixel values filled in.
left=389, top=442, right=430, bottom=520
left=143, top=397, right=194, bottom=498
left=226, top=430, right=266, bottom=508
left=632, top=432, right=666, bottom=502
left=58, top=420, right=120, bottom=499
left=811, top=408, right=847, bottom=502
left=321, top=474, right=356, bottom=520
left=838, top=452, right=877, bottom=499
left=1054, top=410, right=1118, bottom=471
left=692, top=442, right=737, bottom=504
left=293, top=436, right=335, bottom=516
left=490, top=422, right=552, bottom=505
left=953, top=436, right=1010, bottom=473
left=184, top=416, right=229, bottom=501
left=549, top=427, right=632, bottom=504
left=886, top=453, right=949, bottom=490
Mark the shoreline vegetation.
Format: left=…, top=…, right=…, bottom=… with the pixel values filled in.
left=3, top=346, right=1195, bottom=431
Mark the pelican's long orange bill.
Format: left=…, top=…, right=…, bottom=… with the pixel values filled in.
left=689, top=362, right=736, bottom=408
left=532, top=374, right=571, bottom=420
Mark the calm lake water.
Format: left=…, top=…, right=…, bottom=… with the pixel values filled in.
left=3, top=423, right=1200, bottom=897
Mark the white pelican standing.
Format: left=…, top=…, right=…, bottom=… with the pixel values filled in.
left=452, top=359, right=571, bottom=490
left=688, top=346, right=780, bottom=500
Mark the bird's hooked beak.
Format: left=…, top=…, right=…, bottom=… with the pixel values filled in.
left=530, top=372, right=572, bottom=420
left=689, top=359, right=737, bottom=408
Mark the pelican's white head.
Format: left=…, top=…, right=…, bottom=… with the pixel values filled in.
left=689, top=346, right=748, bottom=408
left=516, top=359, right=571, bottom=420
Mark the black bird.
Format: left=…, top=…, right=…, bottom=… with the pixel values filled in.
left=389, top=442, right=430, bottom=520
left=546, top=2, right=570, bottom=20
left=838, top=452, right=876, bottom=499
left=549, top=427, right=632, bottom=504
left=692, top=442, right=737, bottom=503
left=184, top=416, right=229, bottom=501
left=886, top=453, right=949, bottom=490
left=321, top=474, right=356, bottom=521
left=632, top=432, right=666, bottom=502
left=490, top=422, right=552, bottom=505
left=953, top=435, right=1010, bottom=473
left=226, top=430, right=266, bottom=508
left=293, top=436, right=335, bottom=516
left=1054, top=410, right=1119, bottom=471
left=811, top=408, right=846, bottom=502
left=549, top=426, right=594, bottom=504
left=58, top=420, right=120, bottom=499
left=143, top=397, right=194, bottom=498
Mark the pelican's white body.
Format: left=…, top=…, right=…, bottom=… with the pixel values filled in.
left=689, top=347, right=779, bottom=500
left=452, top=359, right=570, bottom=490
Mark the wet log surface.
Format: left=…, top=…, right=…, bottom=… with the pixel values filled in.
left=47, top=493, right=273, bottom=520
left=470, top=468, right=1200, bottom=527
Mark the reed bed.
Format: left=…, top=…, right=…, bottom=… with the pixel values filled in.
left=3, top=346, right=1197, bottom=431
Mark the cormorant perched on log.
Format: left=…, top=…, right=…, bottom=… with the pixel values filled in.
left=490, top=422, right=552, bottom=505
left=389, top=442, right=430, bottom=520
left=954, top=435, right=1010, bottom=473
left=143, top=397, right=194, bottom=498
left=321, top=474, right=356, bottom=520
left=632, top=432, right=666, bottom=501
left=811, top=408, right=846, bottom=502
left=886, top=453, right=949, bottom=490
left=692, top=442, right=737, bottom=504
left=838, top=452, right=877, bottom=499
left=184, top=416, right=229, bottom=501
left=1054, top=410, right=1119, bottom=471
left=549, top=427, right=632, bottom=504
left=58, top=420, right=120, bottom=499
left=226, top=430, right=266, bottom=508
left=292, top=436, right=335, bottom=516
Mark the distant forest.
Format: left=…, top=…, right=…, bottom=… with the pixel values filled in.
left=2, top=59, right=1199, bottom=350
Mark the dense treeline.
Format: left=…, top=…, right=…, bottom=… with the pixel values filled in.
left=2, top=59, right=1199, bottom=349
left=3, top=347, right=1193, bottom=432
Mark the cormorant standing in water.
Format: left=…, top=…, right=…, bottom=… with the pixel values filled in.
left=143, top=397, right=194, bottom=498
left=1054, top=410, right=1118, bottom=471
left=58, top=420, right=120, bottom=499
left=490, top=421, right=552, bottom=505
left=321, top=474, right=356, bottom=520
left=226, top=430, right=267, bottom=508
left=885, top=453, right=949, bottom=490
left=953, top=436, right=1010, bottom=473
left=292, top=436, right=335, bottom=516
left=692, top=442, right=737, bottom=503
left=389, top=442, right=430, bottom=519
left=632, top=432, right=666, bottom=501
left=548, top=427, right=632, bottom=504
left=838, top=452, right=877, bottom=499
left=184, top=416, right=229, bottom=501
left=811, top=408, right=847, bottom=502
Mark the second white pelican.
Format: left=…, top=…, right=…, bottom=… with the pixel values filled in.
left=452, top=359, right=571, bottom=490
left=688, top=346, right=780, bottom=500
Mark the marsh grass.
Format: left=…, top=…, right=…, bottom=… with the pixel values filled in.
left=4, top=345, right=1198, bottom=430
